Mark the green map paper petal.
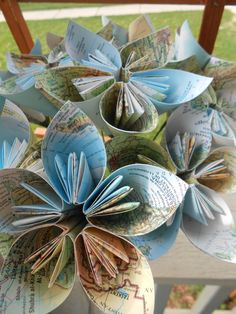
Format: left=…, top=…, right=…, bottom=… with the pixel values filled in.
left=87, top=164, right=188, bottom=236
left=35, top=66, right=112, bottom=108
left=120, top=27, right=172, bottom=69
left=106, top=135, right=176, bottom=173
left=100, top=82, right=158, bottom=136
left=0, top=168, right=63, bottom=234
left=0, top=75, right=57, bottom=117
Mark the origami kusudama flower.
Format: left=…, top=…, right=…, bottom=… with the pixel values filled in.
left=32, top=20, right=212, bottom=138
left=5, top=36, right=72, bottom=90
left=0, top=101, right=188, bottom=314
left=175, top=20, right=236, bottom=145
left=0, top=37, right=72, bottom=120
left=190, top=86, right=236, bottom=147
left=105, top=102, right=236, bottom=263
left=165, top=102, right=236, bottom=262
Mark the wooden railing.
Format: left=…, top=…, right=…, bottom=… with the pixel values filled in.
left=0, top=0, right=236, bottom=55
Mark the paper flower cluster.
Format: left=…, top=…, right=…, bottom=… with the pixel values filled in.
left=0, top=15, right=235, bottom=314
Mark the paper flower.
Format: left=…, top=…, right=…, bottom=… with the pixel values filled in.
left=175, top=21, right=236, bottom=127
left=165, top=102, right=236, bottom=262
left=0, top=71, right=60, bottom=118
left=5, top=37, right=72, bottom=90
left=6, top=53, right=47, bottom=89
left=0, top=102, right=188, bottom=313
left=204, top=58, right=236, bottom=120
left=193, top=86, right=236, bottom=146
left=0, top=37, right=73, bottom=119
left=105, top=102, right=236, bottom=264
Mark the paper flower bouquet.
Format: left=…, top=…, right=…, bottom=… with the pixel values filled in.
left=0, top=15, right=235, bottom=314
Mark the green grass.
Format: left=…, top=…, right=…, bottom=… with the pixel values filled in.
left=0, top=10, right=235, bottom=69
left=20, top=3, right=104, bottom=11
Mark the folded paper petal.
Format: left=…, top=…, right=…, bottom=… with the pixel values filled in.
left=0, top=70, right=14, bottom=82
left=65, top=20, right=122, bottom=78
left=30, top=38, right=42, bottom=55
left=42, top=102, right=106, bottom=204
left=128, top=206, right=182, bottom=260
left=182, top=185, right=236, bottom=263
left=209, top=108, right=236, bottom=147
left=131, top=69, right=212, bottom=112
left=0, top=75, right=58, bottom=117
left=75, top=226, right=155, bottom=314
left=204, top=56, right=236, bottom=91
left=36, top=66, right=114, bottom=133
left=0, top=226, right=75, bottom=313
left=35, top=66, right=113, bottom=106
left=207, top=62, right=236, bottom=121
left=175, top=20, right=210, bottom=68
left=120, top=26, right=172, bottom=69
left=0, top=168, right=65, bottom=234
left=6, top=52, right=46, bottom=76
left=98, top=17, right=128, bottom=47
left=106, top=135, right=176, bottom=173
left=0, top=99, right=30, bottom=169
left=46, top=32, right=64, bottom=50
left=84, top=164, right=188, bottom=236
left=98, top=14, right=156, bottom=48
left=175, top=21, right=236, bottom=120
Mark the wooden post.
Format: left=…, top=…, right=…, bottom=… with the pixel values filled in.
left=154, top=283, right=173, bottom=314
left=0, top=0, right=34, bottom=53
left=198, top=0, right=226, bottom=54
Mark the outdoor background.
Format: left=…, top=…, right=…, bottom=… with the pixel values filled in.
left=0, top=2, right=235, bottom=310
left=0, top=3, right=236, bottom=68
